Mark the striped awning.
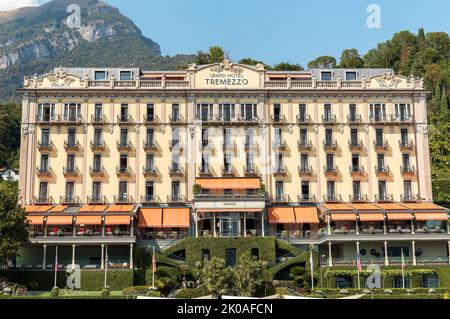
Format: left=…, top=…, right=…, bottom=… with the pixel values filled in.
left=104, top=215, right=131, bottom=225
left=268, top=207, right=296, bottom=224
left=27, top=215, right=44, bottom=225
left=330, top=213, right=357, bottom=221
left=386, top=213, right=413, bottom=221
left=294, top=207, right=319, bottom=223
left=414, top=212, right=448, bottom=221
left=358, top=213, right=385, bottom=221
left=138, top=208, right=163, bottom=228
left=76, top=215, right=102, bottom=225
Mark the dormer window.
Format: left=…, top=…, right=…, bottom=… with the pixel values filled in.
left=345, top=71, right=357, bottom=81
left=120, top=71, right=132, bottom=81
left=94, top=71, right=106, bottom=81
left=321, top=71, right=332, bottom=81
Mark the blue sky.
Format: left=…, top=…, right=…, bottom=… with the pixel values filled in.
left=44, top=0, right=450, bottom=66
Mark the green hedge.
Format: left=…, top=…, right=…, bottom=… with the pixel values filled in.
left=164, top=237, right=277, bottom=266
left=432, top=178, right=450, bottom=206
left=81, top=270, right=134, bottom=291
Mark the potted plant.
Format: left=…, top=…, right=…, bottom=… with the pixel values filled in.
left=192, top=184, right=202, bottom=196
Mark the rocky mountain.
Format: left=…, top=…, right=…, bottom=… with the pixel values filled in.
left=0, top=0, right=196, bottom=101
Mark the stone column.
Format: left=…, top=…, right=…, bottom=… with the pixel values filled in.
left=43, top=245, right=47, bottom=270
left=129, top=244, right=133, bottom=269
left=383, top=218, right=387, bottom=235
left=213, top=213, right=216, bottom=238
left=384, top=241, right=389, bottom=266
left=101, top=244, right=105, bottom=270
left=356, top=218, right=359, bottom=235
left=328, top=242, right=333, bottom=267
left=71, top=244, right=76, bottom=270
left=411, top=240, right=417, bottom=266
left=327, top=216, right=331, bottom=235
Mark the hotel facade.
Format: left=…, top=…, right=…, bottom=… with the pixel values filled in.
left=17, top=59, right=450, bottom=271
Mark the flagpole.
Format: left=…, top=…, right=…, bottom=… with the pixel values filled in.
left=357, top=270, right=361, bottom=290
left=104, top=245, right=108, bottom=288
left=309, top=247, right=314, bottom=290
left=152, top=246, right=155, bottom=289
left=53, top=245, right=58, bottom=288
left=401, top=247, right=405, bottom=289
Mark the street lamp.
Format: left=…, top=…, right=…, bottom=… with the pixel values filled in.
left=320, top=255, right=326, bottom=288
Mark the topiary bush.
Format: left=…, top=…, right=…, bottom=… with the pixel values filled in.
left=50, top=287, right=59, bottom=298
left=101, top=286, right=110, bottom=298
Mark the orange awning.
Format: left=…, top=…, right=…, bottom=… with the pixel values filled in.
left=330, top=213, right=357, bottom=221
left=104, top=215, right=131, bottom=225
left=322, top=204, right=354, bottom=211
left=414, top=212, right=448, bottom=221
left=79, top=205, right=108, bottom=213
left=33, top=205, right=53, bottom=213
left=386, top=213, right=413, bottom=221
left=376, top=203, right=409, bottom=211
left=138, top=208, right=163, bottom=228
left=358, top=213, right=385, bottom=221
left=268, top=207, right=296, bottom=224
left=401, top=203, right=449, bottom=212
left=196, top=208, right=262, bottom=213
left=106, top=205, right=134, bottom=213
left=349, top=203, right=380, bottom=211
left=24, top=205, right=38, bottom=213
left=27, top=215, right=44, bottom=225
left=76, top=215, right=102, bottom=225
left=294, top=207, right=319, bottom=223
left=46, top=215, right=73, bottom=225
left=49, top=205, right=68, bottom=213
left=195, top=178, right=260, bottom=190
left=162, top=208, right=190, bottom=228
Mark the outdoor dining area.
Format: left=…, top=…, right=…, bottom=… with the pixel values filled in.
left=138, top=228, right=188, bottom=240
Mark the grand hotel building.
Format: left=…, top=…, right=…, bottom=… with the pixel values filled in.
left=17, top=59, right=450, bottom=270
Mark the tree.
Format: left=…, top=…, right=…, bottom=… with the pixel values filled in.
left=202, top=257, right=233, bottom=298
left=272, top=62, right=304, bottom=71
left=0, top=103, right=21, bottom=169
left=307, top=56, right=337, bottom=69
left=208, top=46, right=226, bottom=63
left=339, top=49, right=364, bottom=68
left=233, top=253, right=267, bottom=296
left=0, top=181, right=28, bottom=268
left=418, top=27, right=426, bottom=50
left=238, top=58, right=265, bottom=67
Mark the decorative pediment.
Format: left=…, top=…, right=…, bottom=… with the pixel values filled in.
left=38, top=69, right=83, bottom=89
left=369, top=73, right=418, bottom=89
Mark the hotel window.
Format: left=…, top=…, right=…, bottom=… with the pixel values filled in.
left=327, top=181, right=336, bottom=200
left=120, top=128, right=128, bottom=145
left=351, top=154, right=359, bottom=171
left=325, top=128, right=333, bottom=145
left=404, top=180, right=413, bottom=199
left=393, top=277, right=411, bottom=289
left=196, top=104, right=213, bottom=121
left=241, top=103, right=257, bottom=121
left=273, top=103, right=281, bottom=122
left=375, top=128, right=383, bottom=145
left=350, top=128, right=358, bottom=145
left=64, top=103, right=81, bottom=122
left=118, top=181, right=128, bottom=200
left=326, top=154, right=334, bottom=170
left=275, top=181, right=284, bottom=200
left=172, top=104, right=180, bottom=121
left=246, top=153, right=254, bottom=171
left=422, top=275, right=439, bottom=288
left=275, top=152, right=283, bottom=171
left=345, top=71, right=357, bottom=81
left=353, top=181, right=361, bottom=199
left=377, top=154, right=385, bottom=170
left=120, top=104, right=129, bottom=121
left=336, top=276, right=352, bottom=289
left=37, top=103, right=55, bottom=122
left=402, top=153, right=410, bottom=170
left=146, top=153, right=154, bottom=171
left=251, top=248, right=259, bottom=260
left=300, top=128, right=308, bottom=144
left=67, top=128, right=76, bottom=146
left=93, top=154, right=102, bottom=171
left=274, top=127, right=282, bottom=145
left=202, top=249, right=211, bottom=266
left=67, top=154, right=75, bottom=171
left=224, top=128, right=232, bottom=147
left=219, top=104, right=235, bottom=121
left=171, top=128, right=180, bottom=147
left=301, top=181, right=310, bottom=200
left=146, top=128, right=154, bottom=146
left=369, top=103, right=386, bottom=121
left=119, top=154, right=128, bottom=172
left=225, top=249, right=237, bottom=267
left=171, top=154, right=180, bottom=171
left=349, top=104, right=357, bottom=122
left=224, top=153, right=232, bottom=172
left=201, top=128, right=209, bottom=147
left=201, top=153, right=210, bottom=172
left=41, top=128, right=50, bottom=145
left=94, top=71, right=106, bottom=81
left=145, top=181, right=154, bottom=201
left=146, top=104, right=154, bottom=121
left=395, top=104, right=411, bottom=121
left=94, top=128, right=102, bottom=145
left=119, top=70, right=132, bottom=81
left=300, top=154, right=309, bottom=170
left=171, top=181, right=180, bottom=200
left=299, top=104, right=307, bottom=122
left=321, top=71, right=332, bottom=81
left=40, top=154, right=49, bottom=171
left=92, top=182, right=101, bottom=200
left=65, top=181, right=75, bottom=201
left=400, top=128, right=408, bottom=145
left=94, top=103, right=103, bottom=121
left=378, top=181, right=387, bottom=200
left=245, top=128, right=254, bottom=147
left=324, top=104, right=332, bottom=121
left=39, top=182, right=48, bottom=201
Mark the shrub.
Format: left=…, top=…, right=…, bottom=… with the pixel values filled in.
left=146, top=290, right=161, bottom=297
left=175, top=284, right=208, bottom=299
left=50, top=287, right=59, bottom=298
left=123, top=285, right=152, bottom=296
left=444, top=292, right=450, bottom=299
left=101, top=286, right=110, bottom=298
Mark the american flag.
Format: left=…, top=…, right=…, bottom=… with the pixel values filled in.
left=152, top=252, right=156, bottom=273
left=356, top=254, right=362, bottom=272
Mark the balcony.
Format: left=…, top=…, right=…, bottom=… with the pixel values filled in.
left=349, top=194, right=368, bottom=203
left=33, top=196, right=53, bottom=205
left=375, top=194, right=394, bottom=203
left=87, top=196, right=107, bottom=204
left=243, top=166, right=259, bottom=177
left=144, top=114, right=159, bottom=125
left=322, top=115, right=336, bottom=125
left=114, top=195, right=134, bottom=204
left=64, top=140, right=80, bottom=152
left=169, top=166, right=184, bottom=176
left=63, top=166, right=80, bottom=178
left=36, top=115, right=59, bottom=125
left=141, top=195, right=160, bottom=205
left=60, top=196, right=80, bottom=205
left=369, top=115, right=389, bottom=124
left=38, top=141, right=53, bottom=152
left=324, top=166, right=338, bottom=176
left=143, top=167, right=158, bottom=177
left=373, top=140, right=389, bottom=151
left=272, top=115, right=286, bottom=124
left=273, top=166, right=287, bottom=176
left=375, top=166, right=390, bottom=176
left=198, top=166, right=212, bottom=177
left=298, top=166, right=313, bottom=176
left=399, top=140, right=414, bottom=151
left=323, top=194, right=342, bottom=203
left=349, top=166, right=365, bottom=176
left=90, top=140, right=105, bottom=151
left=244, top=142, right=258, bottom=152
left=272, top=141, right=287, bottom=151
left=323, top=140, right=337, bottom=151
left=297, top=194, right=316, bottom=203
left=348, top=140, right=363, bottom=151
left=91, top=115, right=108, bottom=125
left=167, top=195, right=186, bottom=204
left=272, top=195, right=289, bottom=203
left=391, top=115, right=413, bottom=124
left=169, top=115, right=184, bottom=124
left=143, top=141, right=158, bottom=151
left=89, top=166, right=106, bottom=177
left=117, top=114, right=133, bottom=125
left=296, top=114, right=311, bottom=124
left=238, top=116, right=259, bottom=125
left=221, top=166, right=235, bottom=177
left=401, top=165, right=416, bottom=176
left=62, top=115, right=83, bottom=124
left=116, top=166, right=132, bottom=177
left=117, top=140, right=132, bottom=151
left=222, top=141, right=235, bottom=151
left=196, top=116, right=216, bottom=124
left=401, top=194, right=420, bottom=203
left=297, top=140, right=312, bottom=151
left=169, top=140, right=183, bottom=151
left=36, top=167, right=52, bottom=177
left=347, top=114, right=362, bottom=124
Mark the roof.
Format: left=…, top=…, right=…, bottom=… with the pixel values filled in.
left=309, top=68, right=394, bottom=81
left=51, top=67, right=141, bottom=80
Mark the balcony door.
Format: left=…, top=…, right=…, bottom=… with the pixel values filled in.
left=299, top=104, right=306, bottom=121
left=326, top=154, right=334, bottom=170
left=404, top=180, right=412, bottom=199
left=171, top=181, right=180, bottom=200
left=66, top=181, right=75, bottom=201
left=120, top=104, right=129, bottom=120
left=120, top=128, right=128, bottom=145
left=119, top=181, right=128, bottom=201
left=146, top=181, right=154, bottom=201
left=220, top=104, right=235, bottom=122
left=67, top=154, right=75, bottom=171
left=301, top=154, right=308, bottom=170
left=327, top=181, right=336, bottom=200
left=301, top=181, right=310, bottom=200
left=94, top=104, right=102, bottom=120
left=39, top=182, right=48, bottom=201
left=172, top=104, right=180, bottom=121
left=401, top=128, right=408, bottom=145
left=38, top=103, right=55, bottom=122
left=92, top=182, right=101, bottom=201
left=64, top=103, right=81, bottom=121
left=378, top=181, right=387, bottom=200
left=40, top=154, right=49, bottom=171
left=349, top=104, right=357, bottom=122
left=146, top=104, right=154, bottom=121
left=146, top=153, right=154, bottom=170
left=93, top=154, right=102, bottom=171
left=67, top=128, right=76, bottom=145
left=353, top=181, right=361, bottom=199
left=42, top=129, right=50, bottom=145
left=324, top=104, right=332, bottom=121
left=275, top=181, right=284, bottom=200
